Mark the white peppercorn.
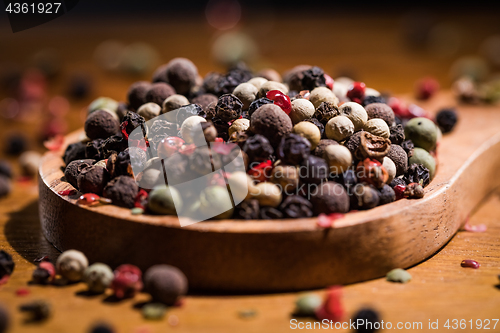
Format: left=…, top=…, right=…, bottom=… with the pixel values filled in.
left=333, top=82, right=349, bottom=102
left=257, top=81, right=288, bottom=98
left=271, top=165, right=299, bottom=192
left=228, top=118, right=250, bottom=137
left=309, top=87, right=339, bottom=109
left=324, top=145, right=352, bottom=175
left=161, top=94, right=190, bottom=122
left=83, top=263, right=114, bottom=294
left=180, top=116, right=207, bottom=143
left=292, top=121, right=321, bottom=150
left=325, top=116, right=354, bottom=142
left=252, top=182, right=282, bottom=207
left=339, top=102, right=368, bottom=131
left=227, top=171, right=257, bottom=203
left=290, top=99, right=315, bottom=124
left=137, top=102, right=161, bottom=121
left=247, top=77, right=268, bottom=90
left=382, top=157, right=396, bottom=184
left=233, top=83, right=258, bottom=110
left=56, top=249, right=88, bottom=282
left=364, top=118, right=390, bottom=138
left=365, top=87, right=381, bottom=97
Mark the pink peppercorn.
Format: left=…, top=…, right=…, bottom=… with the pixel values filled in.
left=415, top=77, right=439, bottom=100
left=77, top=193, right=100, bottom=206
left=324, top=74, right=334, bottom=90
left=346, top=82, right=366, bottom=104
left=266, top=90, right=292, bottom=115
left=315, top=286, right=344, bottom=322
left=461, top=260, right=480, bottom=269
left=111, top=264, right=143, bottom=299
left=393, top=184, right=407, bottom=200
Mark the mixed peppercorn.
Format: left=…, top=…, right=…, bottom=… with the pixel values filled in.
left=61, top=59, right=457, bottom=221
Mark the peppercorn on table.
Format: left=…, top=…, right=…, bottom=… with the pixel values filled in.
left=2, top=12, right=500, bottom=333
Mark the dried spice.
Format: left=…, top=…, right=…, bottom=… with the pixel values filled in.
left=315, top=286, right=344, bottom=323
left=313, top=139, right=338, bottom=158
left=248, top=97, right=273, bottom=117
left=84, top=263, right=114, bottom=294
left=289, top=98, right=314, bottom=124
left=389, top=124, right=405, bottom=145
left=356, top=158, right=389, bottom=188
left=127, top=81, right=151, bottom=110
left=404, top=163, right=430, bottom=187
left=347, top=82, right=366, bottom=104
left=386, top=144, right=408, bottom=176
left=314, top=101, right=340, bottom=125
left=279, top=195, right=313, bottom=218
left=162, top=58, right=198, bottom=95
left=243, top=134, right=274, bottom=163
left=233, top=199, right=260, bottom=219
left=32, top=261, right=56, bottom=285
left=404, top=117, right=438, bottom=152
left=277, top=134, right=311, bottom=166
left=215, top=94, right=243, bottom=122
left=211, top=117, right=230, bottom=141
left=146, top=82, right=176, bottom=106
left=294, top=294, right=322, bottom=317
left=5, top=133, right=27, bottom=156
left=56, top=250, right=88, bottom=282
left=19, top=300, right=51, bottom=322
left=461, top=259, right=480, bottom=269
left=362, top=95, right=386, bottom=106
left=357, top=131, right=391, bottom=161
left=77, top=165, right=110, bottom=195
left=378, top=184, right=396, bottom=205
left=233, top=82, right=258, bottom=110
left=216, top=66, right=253, bottom=96
left=64, top=159, right=95, bottom=189
left=189, top=146, right=221, bottom=175
left=199, top=185, right=233, bottom=219
left=85, top=110, right=120, bottom=140
left=175, top=104, right=203, bottom=126
left=259, top=207, right=283, bottom=219
left=386, top=268, right=411, bottom=283
left=352, top=308, right=381, bottom=333
left=121, top=111, right=146, bottom=140
left=299, top=155, right=329, bottom=185
left=192, top=93, right=218, bottom=111
left=436, top=108, right=458, bottom=134
left=103, top=176, right=139, bottom=208
left=100, top=135, right=129, bottom=159
left=63, top=142, right=87, bottom=165
left=142, top=303, right=167, bottom=320
left=148, top=185, right=182, bottom=215
left=228, top=131, right=248, bottom=147
left=404, top=182, right=425, bottom=198
left=250, top=104, right=293, bottom=147
left=0, top=250, right=15, bottom=279
left=325, top=116, right=354, bottom=142
left=365, top=103, right=395, bottom=127
left=310, top=182, right=350, bottom=215
left=409, top=148, right=436, bottom=179
left=305, top=118, right=325, bottom=139
left=400, top=140, right=414, bottom=157
left=111, top=264, right=143, bottom=299
left=351, top=184, right=380, bottom=210
left=228, top=118, right=250, bottom=137
left=363, top=118, right=390, bottom=139
left=301, top=66, right=326, bottom=91
left=149, top=120, right=178, bottom=147
left=144, top=265, right=188, bottom=305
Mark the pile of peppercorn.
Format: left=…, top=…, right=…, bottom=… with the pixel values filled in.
left=61, top=59, right=457, bottom=221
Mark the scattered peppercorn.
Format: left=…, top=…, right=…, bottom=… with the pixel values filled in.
left=325, top=116, right=354, bottom=142
left=19, top=300, right=51, bottom=322
left=314, top=101, right=340, bottom=125
left=404, top=182, right=425, bottom=198
left=4, top=133, right=27, bottom=156
left=400, top=140, right=414, bottom=158
left=362, top=95, right=386, bottom=106
left=142, top=303, right=167, bottom=320
left=0, top=250, right=15, bottom=279
left=84, top=263, right=114, bottom=294
left=248, top=97, right=273, bottom=117
left=352, top=308, right=381, bottom=333
left=351, top=184, right=380, bottom=210
left=315, top=286, right=344, bottom=323
left=56, top=250, right=88, bottom=282
left=301, top=66, right=326, bottom=91
left=357, top=132, right=391, bottom=161
left=365, top=103, right=395, bottom=127
left=192, top=93, right=218, bottom=111
left=436, top=108, right=458, bottom=134
left=294, top=293, right=322, bottom=317
left=148, top=185, right=182, bottom=215
left=88, top=322, right=115, bottom=333
left=309, top=87, right=339, bottom=109
left=127, top=81, right=151, bottom=111
left=144, top=265, right=188, bottom=305
left=32, top=261, right=55, bottom=285
left=461, top=259, right=480, bottom=269
left=409, top=148, right=436, bottom=180
left=378, top=184, right=396, bottom=205
left=386, top=268, right=412, bottom=283
left=111, top=264, right=143, bottom=299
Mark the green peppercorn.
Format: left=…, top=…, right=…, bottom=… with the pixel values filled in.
left=294, top=294, right=322, bottom=316
left=148, top=185, right=183, bottom=215
left=83, top=263, right=114, bottom=294
left=409, top=148, right=436, bottom=179
left=142, top=303, right=167, bottom=320
left=199, top=185, right=234, bottom=219
left=386, top=268, right=412, bottom=283
left=404, top=117, right=438, bottom=152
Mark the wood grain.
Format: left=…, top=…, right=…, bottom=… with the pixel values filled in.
left=36, top=92, right=500, bottom=292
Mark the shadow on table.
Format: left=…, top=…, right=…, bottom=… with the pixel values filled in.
left=4, top=199, right=61, bottom=263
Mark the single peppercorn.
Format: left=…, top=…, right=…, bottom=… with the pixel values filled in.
left=192, top=93, right=218, bottom=111
left=365, top=103, right=395, bottom=127
left=106, top=150, right=133, bottom=178
left=299, top=155, right=329, bottom=185
left=19, top=151, right=42, bottom=177
left=89, top=322, right=115, bottom=333
left=162, top=58, right=198, bottom=95
left=257, top=81, right=288, bottom=99
left=362, top=95, right=386, bottom=107
left=290, top=99, right=315, bottom=124
left=199, top=185, right=234, bottom=219
left=339, top=102, right=368, bottom=131
left=85, top=139, right=104, bottom=161
left=144, top=265, right=188, bottom=305
left=378, top=184, right=396, bottom=205
left=390, top=177, right=406, bottom=189
left=233, top=82, right=258, bottom=110
left=111, top=264, right=143, bottom=299
left=32, top=261, right=56, bottom=285
left=300, top=66, right=326, bottom=91
left=217, top=66, right=253, bottom=96
left=279, top=195, right=314, bottom=218
left=404, top=163, right=430, bottom=187
left=386, top=144, right=408, bottom=176
left=404, top=117, right=438, bottom=152
left=310, top=182, right=350, bottom=215
left=283, top=64, right=312, bottom=91
left=309, top=87, right=339, bottom=109
left=149, top=119, right=178, bottom=148
left=294, top=293, right=322, bottom=317
left=4, top=133, right=27, bottom=156
left=405, top=182, right=425, bottom=198
left=137, top=102, right=161, bottom=121
left=19, top=300, right=51, bottom=322
left=77, top=165, right=110, bottom=195
left=142, top=303, right=167, bottom=320
left=250, top=104, right=293, bottom=147
left=324, top=145, right=352, bottom=176
left=409, top=148, right=436, bottom=179
left=271, top=165, right=299, bottom=193
left=127, top=81, right=151, bottom=111
left=389, top=124, right=405, bottom=145
left=145, top=82, right=175, bottom=107
left=103, top=176, right=139, bottom=208
left=63, top=142, right=87, bottom=165
left=148, top=185, right=182, bottom=215
left=352, top=308, right=381, bottom=333
left=248, top=97, right=273, bottom=117
left=215, top=94, right=243, bottom=123
left=436, top=108, right=458, bottom=133
left=314, top=101, right=340, bottom=125
left=386, top=268, right=412, bottom=283
left=293, top=121, right=321, bottom=150
left=228, top=118, right=250, bottom=137
left=357, top=131, right=391, bottom=161
left=0, top=250, right=15, bottom=279
left=364, top=118, right=390, bottom=139
left=233, top=199, right=260, bottom=220
left=83, top=263, right=114, bottom=294
left=351, top=184, right=380, bottom=210
left=277, top=133, right=311, bottom=165
left=121, top=111, right=146, bottom=140
left=313, top=139, right=339, bottom=158
left=400, top=140, right=414, bottom=158
left=56, top=249, right=88, bottom=282
left=325, top=116, right=354, bottom=142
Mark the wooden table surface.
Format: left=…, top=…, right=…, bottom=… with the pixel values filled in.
left=1, top=11, right=500, bottom=333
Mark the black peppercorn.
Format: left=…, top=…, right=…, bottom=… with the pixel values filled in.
left=259, top=207, right=283, bottom=219
left=64, top=159, right=95, bottom=188
left=0, top=304, right=9, bottom=333
left=0, top=176, right=11, bottom=198
left=283, top=65, right=312, bottom=91
left=351, top=184, right=380, bottom=210
left=389, top=177, right=406, bottom=188
left=19, top=300, right=51, bottom=322
left=243, top=134, right=274, bottom=163
left=211, top=117, right=230, bottom=141
left=107, top=149, right=133, bottom=178
left=436, top=108, right=458, bottom=134
left=189, top=146, right=221, bottom=176
left=386, top=144, right=408, bottom=176
left=85, top=110, right=120, bottom=140
left=100, top=135, right=128, bottom=159
left=279, top=195, right=313, bottom=218
left=310, top=182, right=350, bottom=215
left=378, top=184, right=396, bottom=205
left=389, top=124, right=405, bottom=145
left=248, top=97, right=273, bottom=118
left=4, top=133, right=27, bottom=156
left=305, top=117, right=325, bottom=139
left=0, top=250, right=15, bottom=279
left=0, top=161, right=12, bottom=179
left=299, top=155, right=328, bottom=185
left=314, top=101, right=340, bottom=125
left=149, top=119, right=178, bottom=148
left=163, top=153, right=194, bottom=186
left=228, top=131, right=248, bottom=147
left=362, top=95, right=386, bottom=107
left=63, top=142, right=87, bottom=165
left=400, top=140, right=414, bottom=158
left=89, top=322, right=115, bottom=333
left=404, top=163, right=430, bottom=187
left=277, top=133, right=311, bottom=165
left=336, top=169, right=357, bottom=194
left=215, top=94, right=243, bottom=123
left=344, top=131, right=364, bottom=157
left=233, top=199, right=260, bottom=219
left=216, top=66, right=253, bottom=96
left=77, top=165, right=110, bottom=195
left=85, top=139, right=104, bottom=160
left=127, top=81, right=151, bottom=111
left=352, top=307, right=380, bottom=333
left=313, top=139, right=338, bottom=158
left=115, top=102, right=129, bottom=121
left=176, top=104, right=203, bottom=125
left=103, top=176, right=139, bottom=208
left=301, top=66, right=326, bottom=91
left=144, top=265, right=188, bottom=306
left=163, top=58, right=198, bottom=96
left=192, top=93, right=218, bottom=111
left=146, top=82, right=176, bottom=106
left=121, top=111, right=146, bottom=140
left=201, top=72, right=222, bottom=95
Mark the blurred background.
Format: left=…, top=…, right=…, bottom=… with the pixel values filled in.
left=1, top=1, right=500, bottom=172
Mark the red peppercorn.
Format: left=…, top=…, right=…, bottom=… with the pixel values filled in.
left=39, top=262, right=56, bottom=281
left=324, top=74, right=334, bottom=90
left=247, top=160, right=272, bottom=183
left=356, top=158, right=389, bottom=188
left=388, top=97, right=411, bottom=119
left=58, top=189, right=76, bottom=196
left=461, top=260, right=480, bottom=269
left=346, top=82, right=366, bottom=104
left=393, top=184, right=407, bottom=200
left=111, top=264, right=143, bottom=299
left=77, top=193, right=100, bottom=206
left=266, top=90, right=291, bottom=115
left=315, top=286, right=344, bottom=322
left=134, top=189, right=149, bottom=209
left=316, top=213, right=344, bottom=228
left=214, top=137, right=224, bottom=143
left=415, top=77, right=439, bottom=100
left=157, top=137, right=185, bottom=159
